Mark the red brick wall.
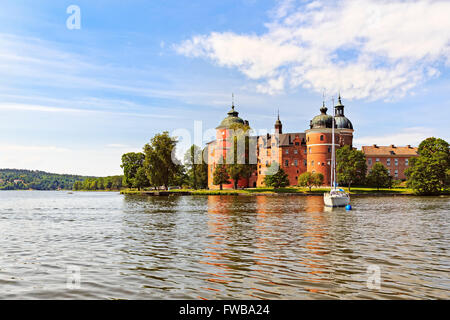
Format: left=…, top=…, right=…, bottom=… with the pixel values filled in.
left=366, top=155, right=416, bottom=180
left=306, top=131, right=333, bottom=185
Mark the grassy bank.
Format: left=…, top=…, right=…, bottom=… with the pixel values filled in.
left=121, top=187, right=416, bottom=196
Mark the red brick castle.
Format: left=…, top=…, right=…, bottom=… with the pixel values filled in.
left=207, top=96, right=356, bottom=189
left=206, top=96, right=418, bottom=189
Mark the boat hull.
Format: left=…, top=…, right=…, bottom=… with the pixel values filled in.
left=323, top=193, right=350, bottom=207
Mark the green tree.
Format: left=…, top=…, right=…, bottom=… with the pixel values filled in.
left=312, top=172, right=324, bottom=188
left=111, top=176, right=123, bottom=190
left=264, top=164, right=290, bottom=189
left=213, top=158, right=230, bottom=190
left=184, top=145, right=208, bottom=189
left=298, top=172, right=323, bottom=191
left=143, top=131, right=180, bottom=190
left=98, top=178, right=105, bottom=190
left=90, top=180, right=98, bottom=190
left=197, top=147, right=209, bottom=189
left=172, top=164, right=189, bottom=188
left=336, top=145, right=367, bottom=192
left=367, top=162, right=392, bottom=190
left=405, top=137, right=450, bottom=195
left=121, top=152, right=145, bottom=188
left=133, top=167, right=150, bottom=191
left=225, top=123, right=257, bottom=189
left=73, top=181, right=82, bottom=191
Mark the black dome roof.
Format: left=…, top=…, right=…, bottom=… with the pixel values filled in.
left=334, top=96, right=353, bottom=129
left=334, top=115, right=353, bottom=129
left=310, top=104, right=333, bottom=129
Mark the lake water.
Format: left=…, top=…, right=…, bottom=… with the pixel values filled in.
left=0, top=191, right=448, bottom=299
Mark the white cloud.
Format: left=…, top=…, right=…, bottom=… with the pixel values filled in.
left=176, top=0, right=450, bottom=100
left=354, top=127, right=435, bottom=148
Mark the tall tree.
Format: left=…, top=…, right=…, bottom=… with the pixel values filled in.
left=143, top=131, right=180, bottom=190
left=264, top=164, right=290, bottom=189
left=226, top=123, right=257, bottom=189
left=134, top=167, right=150, bottom=191
left=405, top=137, right=450, bottom=195
left=121, top=152, right=145, bottom=188
left=367, top=162, right=392, bottom=190
left=184, top=145, right=208, bottom=189
left=213, top=157, right=230, bottom=190
left=336, top=145, right=367, bottom=192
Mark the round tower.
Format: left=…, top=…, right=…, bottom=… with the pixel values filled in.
left=305, top=97, right=354, bottom=186
left=305, top=103, right=334, bottom=186
left=209, top=103, right=250, bottom=189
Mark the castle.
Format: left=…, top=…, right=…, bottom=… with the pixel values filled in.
left=207, top=95, right=355, bottom=189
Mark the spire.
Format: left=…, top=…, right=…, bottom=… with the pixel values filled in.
left=275, top=108, right=282, bottom=134
left=227, top=93, right=238, bottom=116
left=335, top=92, right=344, bottom=116
left=320, top=101, right=328, bottom=114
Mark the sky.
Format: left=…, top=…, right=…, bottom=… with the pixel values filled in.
left=0, top=0, right=449, bottom=176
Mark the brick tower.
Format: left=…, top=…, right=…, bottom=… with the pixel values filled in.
left=305, top=97, right=353, bottom=186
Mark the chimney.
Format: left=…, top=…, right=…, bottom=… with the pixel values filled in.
left=407, top=145, right=411, bottom=148
left=373, top=144, right=377, bottom=148
left=390, top=144, right=395, bottom=148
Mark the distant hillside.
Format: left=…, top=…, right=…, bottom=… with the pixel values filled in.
left=0, top=169, right=93, bottom=190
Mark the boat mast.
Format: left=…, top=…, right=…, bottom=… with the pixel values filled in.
left=331, top=97, right=335, bottom=190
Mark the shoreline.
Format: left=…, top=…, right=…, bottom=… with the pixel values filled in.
left=120, top=189, right=449, bottom=197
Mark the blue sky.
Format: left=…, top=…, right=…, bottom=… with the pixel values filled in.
left=0, top=0, right=449, bottom=176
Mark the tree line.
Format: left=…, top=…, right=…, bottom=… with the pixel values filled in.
left=0, top=169, right=89, bottom=190
left=120, top=131, right=209, bottom=190
left=72, top=175, right=124, bottom=191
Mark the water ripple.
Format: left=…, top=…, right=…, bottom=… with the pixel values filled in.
left=0, top=191, right=448, bottom=299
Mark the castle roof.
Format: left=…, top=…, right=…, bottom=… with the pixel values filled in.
left=334, top=95, right=353, bottom=130
left=310, top=103, right=334, bottom=129
left=361, top=145, right=418, bottom=156
left=216, top=105, right=245, bottom=129
left=259, top=132, right=306, bottom=148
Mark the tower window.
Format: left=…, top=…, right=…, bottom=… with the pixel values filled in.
left=320, top=135, right=324, bottom=141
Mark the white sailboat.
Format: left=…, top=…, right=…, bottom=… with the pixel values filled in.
left=324, top=99, right=350, bottom=207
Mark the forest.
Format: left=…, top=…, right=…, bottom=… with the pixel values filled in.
left=0, top=169, right=91, bottom=190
